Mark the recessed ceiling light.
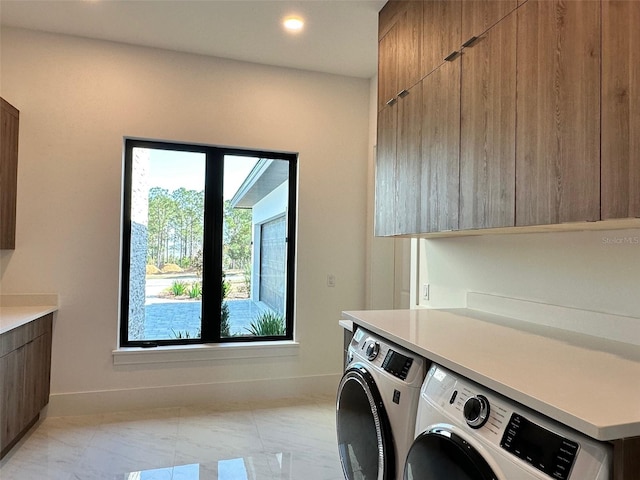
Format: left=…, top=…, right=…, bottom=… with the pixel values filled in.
left=283, top=16, right=304, bottom=33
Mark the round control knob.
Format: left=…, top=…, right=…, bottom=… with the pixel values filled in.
left=463, top=395, right=490, bottom=429
left=365, top=341, right=380, bottom=360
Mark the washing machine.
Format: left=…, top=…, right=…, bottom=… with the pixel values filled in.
left=404, top=364, right=612, bottom=480
left=337, top=328, right=428, bottom=480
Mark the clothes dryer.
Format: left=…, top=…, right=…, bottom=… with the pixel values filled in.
left=337, top=328, right=428, bottom=480
left=404, top=364, right=612, bottom=480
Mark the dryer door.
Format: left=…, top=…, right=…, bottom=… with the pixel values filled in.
left=404, top=427, right=499, bottom=480
left=336, top=366, right=395, bottom=480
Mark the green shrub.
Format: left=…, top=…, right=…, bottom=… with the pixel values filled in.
left=188, top=281, right=202, bottom=299
left=221, top=301, right=230, bottom=337
left=246, top=311, right=285, bottom=336
left=172, top=327, right=201, bottom=339
left=170, top=280, right=188, bottom=296
left=220, top=273, right=231, bottom=336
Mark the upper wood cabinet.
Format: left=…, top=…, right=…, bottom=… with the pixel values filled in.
left=375, top=103, right=398, bottom=236
left=376, top=0, right=423, bottom=235
left=460, top=12, right=517, bottom=230
left=420, top=59, right=460, bottom=232
left=461, top=0, right=518, bottom=44
left=378, top=1, right=423, bottom=111
left=396, top=83, right=423, bottom=235
left=375, top=0, right=637, bottom=237
left=601, top=0, right=640, bottom=220
left=1, top=98, right=19, bottom=250
left=515, top=0, right=601, bottom=226
left=375, top=82, right=423, bottom=236
left=421, top=0, right=461, bottom=77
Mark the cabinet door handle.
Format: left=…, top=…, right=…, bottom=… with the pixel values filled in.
left=444, top=51, right=459, bottom=61
left=397, top=89, right=409, bottom=98
left=386, top=97, right=398, bottom=106
left=462, top=36, right=479, bottom=48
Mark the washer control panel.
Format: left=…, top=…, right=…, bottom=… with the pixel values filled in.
left=348, top=328, right=424, bottom=384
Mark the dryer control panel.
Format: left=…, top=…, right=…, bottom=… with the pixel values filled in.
left=418, top=364, right=612, bottom=480
left=500, top=413, right=578, bottom=480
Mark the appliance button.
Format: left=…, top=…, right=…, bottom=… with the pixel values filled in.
left=464, top=395, right=491, bottom=429
left=365, top=341, right=380, bottom=360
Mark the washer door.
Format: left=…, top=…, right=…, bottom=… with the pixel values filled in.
left=404, top=427, right=498, bottom=480
left=336, top=366, right=395, bottom=480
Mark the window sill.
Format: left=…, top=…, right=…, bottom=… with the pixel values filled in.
left=112, top=340, right=300, bottom=366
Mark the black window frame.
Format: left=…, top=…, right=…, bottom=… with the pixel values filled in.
left=120, top=138, right=297, bottom=347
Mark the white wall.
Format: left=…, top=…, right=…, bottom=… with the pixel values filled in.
left=418, top=228, right=640, bottom=323
left=0, top=27, right=371, bottom=413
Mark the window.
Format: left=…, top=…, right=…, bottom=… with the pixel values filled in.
left=120, top=139, right=297, bottom=347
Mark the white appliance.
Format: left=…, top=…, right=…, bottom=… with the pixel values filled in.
left=405, top=364, right=612, bottom=480
left=337, top=328, right=428, bottom=480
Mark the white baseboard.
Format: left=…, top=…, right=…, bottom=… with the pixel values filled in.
left=46, top=373, right=341, bottom=416
left=467, top=292, right=640, bottom=346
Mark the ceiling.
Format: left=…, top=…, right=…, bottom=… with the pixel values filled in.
left=0, top=0, right=386, bottom=79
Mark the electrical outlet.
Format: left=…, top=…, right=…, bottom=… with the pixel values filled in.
left=327, top=274, right=336, bottom=287
left=422, top=283, right=430, bottom=300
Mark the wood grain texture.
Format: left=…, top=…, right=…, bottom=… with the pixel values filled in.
left=375, top=105, right=398, bottom=236
left=612, top=437, right=640, bottom=480
left=378, top=2, right=422, bottom=111
left=0, top=314, right=52, bottom=459
left=601, top=0, right=640, bottom=219
left=378, top=26, right=399, bottom=111
left=397, top=2, right=424, bottom=94
left=1, top=98, right=19, bottom=250
left=379, top=0, right=409, bottom=40
left=0, top=347, right=25, bottom=456
left=422, top=0, right=462, bottom=77
left=515, top=0, right=600, bottom=226
left=461, top=0, right=518, bottom=43
left=460, top=13, right=516, bottom=230
left=421, top=60, right=461, bottom=232
left=395, top=83, right=423, bottom=234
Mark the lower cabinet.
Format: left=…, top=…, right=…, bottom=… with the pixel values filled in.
left=0, top=314, right=53, bottom=458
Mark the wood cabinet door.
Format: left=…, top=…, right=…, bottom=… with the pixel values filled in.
left=23, top=333, right=52, bottom=422
left=378, top=2, right=422, bottom=112
left=375, top=105, right=398, bottom=236
left=397, top=2, right=423, bottom=95
left=0, top=348, right=25, bottom=454
left=1, top=98, right=19, bottom=250
left=421, top=60, right=461, bottom=232
left=460, top=13, right=516, bottom=230
left=461, top=0, right=518, bottom=44
left=601, top=0, right=640, bottom=220
left=395, top=83, right=423, bottom=234
left=516, top=0, right=600, bottom=226
left=422, top=0, right=461, bottom=78
left=378, top=25, right=399, bottom=112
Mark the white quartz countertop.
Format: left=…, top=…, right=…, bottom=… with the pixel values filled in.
left=342, top=308, right=640, bottom=442
left=0, top=294, right=58, bottom=335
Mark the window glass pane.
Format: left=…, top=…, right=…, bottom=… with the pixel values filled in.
left=222, top=155, right=289, bottom=338
left=128, top=147, right=205, bottom=342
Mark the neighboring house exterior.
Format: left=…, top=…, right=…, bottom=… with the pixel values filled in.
left=230, top=159, right=290, bottom=315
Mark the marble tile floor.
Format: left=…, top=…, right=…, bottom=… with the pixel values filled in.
left=0, top=396, right=344, bottom=480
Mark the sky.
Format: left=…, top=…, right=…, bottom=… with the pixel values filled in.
left=144, top=148, right=258, bottom=200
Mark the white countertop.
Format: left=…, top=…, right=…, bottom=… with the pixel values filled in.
left=342, top=308, right=640, bottom=442
left=0, top=294, right=58, bottom=335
